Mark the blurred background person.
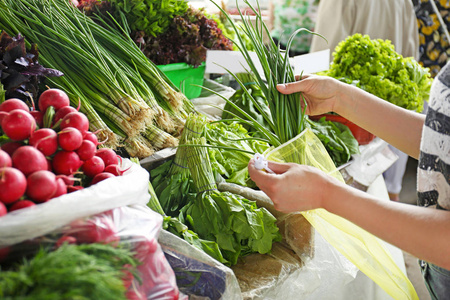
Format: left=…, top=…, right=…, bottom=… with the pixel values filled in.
left=309, top=0, right=419, bottom=202
left=270, top=0, right=320, bottom=56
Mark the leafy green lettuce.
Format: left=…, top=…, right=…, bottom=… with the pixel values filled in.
left=323, top=34, right=432, bottom=112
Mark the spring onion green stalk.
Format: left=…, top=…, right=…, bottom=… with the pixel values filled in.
left=211, top=0, right=325, bottom=146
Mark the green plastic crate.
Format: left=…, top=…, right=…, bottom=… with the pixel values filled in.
left=157, top=62, right=206, bottom=99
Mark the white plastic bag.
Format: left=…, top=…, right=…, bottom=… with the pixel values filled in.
left=0, top=158, right=150, bottom=247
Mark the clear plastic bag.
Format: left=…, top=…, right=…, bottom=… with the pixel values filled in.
left=264, top=128, right=419, bottom=300
left=0, top=159, right=182, bottom=299
left=159, top=229, right=242, bottom=300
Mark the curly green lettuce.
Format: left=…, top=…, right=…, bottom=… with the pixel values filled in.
left=323, top=34, right=432, bottom=112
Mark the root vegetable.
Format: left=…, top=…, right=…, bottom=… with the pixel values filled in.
left=76, top=140, right=96, bottom=161
left=96, top=148, right=118, bottom=166
left=0, top=109, right=36, bottom=141
left=0, top=167, right=27, bottom=205
left=90, top=172, right=115, bottom=185
left=29, top=128, right=58, bottom=156
left=104, top=164, right=130, bottom=176
left=53, top=177, right=68, bottom=198
left=60, top=112, right=89, bottom=134
left=1, top=141, right=23, bottom=156
left=26, top=170, right=57, bottom=202
left=82, top=156, right=105, bottom=177
left=38, top=88, right=70, bottom=112
left=0, top=98, right=30, bottom=112
left=12, top=146, right=48, bottom=176
left=0, top=202, right=7, bottom=217
left=0, top=149, right=12, bottom=168
left=9, top=200, right=36, bottom=212
left=30, top=110, right=44, bottom=128
left=58, top=127, right=83, bottom=151
left=53, top=105, right=77, bottom=124
left=52, top=150, right=82, bottom=175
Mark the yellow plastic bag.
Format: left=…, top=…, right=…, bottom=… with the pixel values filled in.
left=264, top=128, right=418, bottom=300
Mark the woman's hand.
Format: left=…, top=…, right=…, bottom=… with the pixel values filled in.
left=277, top=75, right=346, bottom=116
left=248, top=158, right=342, bottom=213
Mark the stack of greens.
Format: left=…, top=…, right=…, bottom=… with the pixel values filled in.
left=0, top=0, right=196, bottom=158
left=323, top=33, right=432, bottom=112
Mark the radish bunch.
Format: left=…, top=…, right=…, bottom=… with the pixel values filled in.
left=0, top=89, right=125, bottom=216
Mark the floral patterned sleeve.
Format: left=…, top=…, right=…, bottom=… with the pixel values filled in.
left=413, top=0, right=450, bottom=78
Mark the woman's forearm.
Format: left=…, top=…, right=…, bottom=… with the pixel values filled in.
left=334, top=83, right=425, bottom=159
left=323, top=181, right=450, bottom=269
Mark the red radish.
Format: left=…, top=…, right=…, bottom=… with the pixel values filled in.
left=104, top=164, right=130, bottom=176
left=90, top=172, right=115, bottom=185
left=55, top=236, right=77, bottom=248
left=0, top=167, right=27, bottom=204
left=68, top=217, right=118, bottom=244
left=0, top=202, right=7, bottom=217
left=58, top=127, right=83, bottom=151
left=82, top=156, right=105, bottom=177
left=0, top=149, right=12, bottom=168
left=52, top=151, right=82, bottom=175
left=0, top=98, right=30, bottom=112
left=53, top=178, right=67, bottom=198
left=53, top=105, right=77, bottom=124
left=38, top=88, right=70, bottom=112
left=59, top=174, right=79, bottom=186
left=96, top=148, right=119, bottom=166
left=30, top=110, right=44, bottom=128
left=83, top=131, right=99, bottom=145
left=76, top=140, right=96, bottom=161
left=26, top=170, right=57, bottom=202
left=12, top=146, right=48, bottom=176
left=67, top=185, right=84, bottom=193
left=47, top=158, right=53, bottom=171
left=29, top=128, right=58, bottom=156
left=0, top=109, right=36, bottom=141
left=60, top=112, right=89, bottom=134
left=1, top=141, right=22, bottom=156
left=9, top=200, right=36, bottom=212
left=0, top=247, right=10, bottom=262
left=122, top=264, right=135, bottom=290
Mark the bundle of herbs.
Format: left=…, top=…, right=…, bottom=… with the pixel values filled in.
left=0, top=243, right=139, bottom=300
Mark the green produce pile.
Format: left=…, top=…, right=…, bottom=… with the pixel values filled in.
left=323, top=34, right=432, bottom=112
left=149, top=114, right=281, bottom=266
left=181, top=136, right=281, bottom=265
left=0, top=243, right=138, bottom=300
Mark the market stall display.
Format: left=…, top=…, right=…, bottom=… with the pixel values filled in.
left=0, top=0, right=427, bottom=299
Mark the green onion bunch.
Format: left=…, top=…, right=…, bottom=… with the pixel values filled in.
left=211, top=0, right=323, bottom=147
left=0, top=0, right=195, bottom=157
